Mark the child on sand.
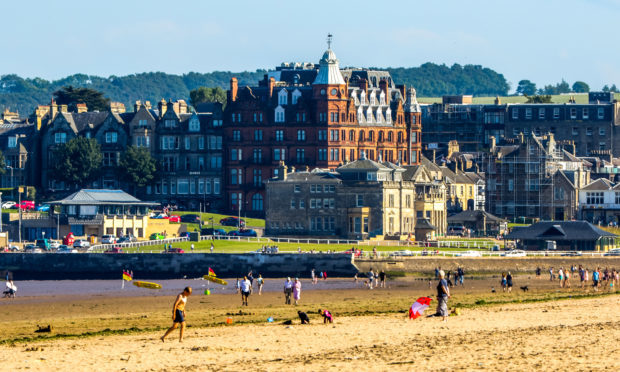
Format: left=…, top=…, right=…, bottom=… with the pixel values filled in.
left=319, top=309, right=333, bottom=323
left=161, top=287, right=192, bottom=343
left=298, top=311, right=310, bottom=324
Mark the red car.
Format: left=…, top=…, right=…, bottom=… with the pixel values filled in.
left=16, top=201, right=35, bottom=210
left=168, top=215, right=181, bottom=223
left=165, top=248, right=185, bottom=253
left=104, top=247, right=123, bottom=253
left=341, top=248, right=362, bottom=257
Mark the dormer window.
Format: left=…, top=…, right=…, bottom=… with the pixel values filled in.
left=376, top=109, right=383, bottom=124
left=55, top=132, right=67, bottom=144
left=278, top=89, right=288, bottom=105
left=380, top=91, right=386, bottom=105
left=275, top=106, right=285, bottom=123
left=164, top=119, right=176, bottom=128
left=189, top=117, right=200, bottom=132
left=292, top=89, right=302, bottom=105
left=386, top=108, right=392, bottom=123
left=370, top=91, right=377, bottom=105
left=366, top=106, right=374, bottom=122
left=357, top=107, right=365, bottom=123
left=351, top=91, right=359, bottom=105
left=8, top=136, right=17, bottom=148
left=360, top=91, right=367, bottom=105
left=105, top=131, right=118, bottom=143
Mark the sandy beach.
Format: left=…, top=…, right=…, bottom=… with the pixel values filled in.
left=0, top=276, right=618, bottom=371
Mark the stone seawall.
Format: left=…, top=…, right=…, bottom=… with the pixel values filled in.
left=354, top=257, right=620, bottom=274
left=0, top=253, right=357, bottom=280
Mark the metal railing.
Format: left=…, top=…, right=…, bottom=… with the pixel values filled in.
left=86, top=237, right=189, bottom=253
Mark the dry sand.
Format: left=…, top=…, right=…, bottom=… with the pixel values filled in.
left=1, top=294, right=618, bottom=371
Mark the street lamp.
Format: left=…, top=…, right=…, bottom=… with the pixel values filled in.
left=6, top=166, right=13, bottom=199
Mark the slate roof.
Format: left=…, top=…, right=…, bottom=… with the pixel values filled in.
left=50, top=189, right=157, bottom=205
left=273, top=171, right=341, bottom=183
left=505, top=221, right=616, bottom=241
left=337, top=158, right=390, bottom=171
left=581, top=178, right=613, bottom=191
left=447, top=210, right=506, bottom=223
left=415, top=218, right=436, bottom=230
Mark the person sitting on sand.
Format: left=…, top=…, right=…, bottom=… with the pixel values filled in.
left=319, top=309, right=333, bottom=323
left=160, top=287, right=192, bottom=343
left=298, top=311, right=310, bottom=324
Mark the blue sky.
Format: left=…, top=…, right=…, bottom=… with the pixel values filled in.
left=2, top=0, right=619, bottom=92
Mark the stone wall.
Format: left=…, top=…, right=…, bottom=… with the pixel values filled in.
left=0, top=253, right=356, bottom=280
left=354, top=256, right=620, bottom=274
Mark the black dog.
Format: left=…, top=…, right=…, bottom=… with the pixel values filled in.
left=298, top=311, right=310, bottom=324
left=520, top=286, right=529, bottom=292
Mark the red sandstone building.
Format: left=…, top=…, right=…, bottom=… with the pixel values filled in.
left=224, top=40, right=422, bottom=215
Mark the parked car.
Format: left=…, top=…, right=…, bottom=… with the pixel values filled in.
left=390, top=250, right=415, bottom=257
left=24, top=244, right=42, bottom=253
left=16, top=201, right=35, bottom=210
left=561, top=251, right=582, bottom=256
left=168, top=215, right=181, bottom=223
left=341, top=248, right=362, bottom=257
left=220, top=217, right=245, bottom=227
left=180, top=214, right=200, bottom=223
left=227, top=229, right=257, bottom=237
left=1, top=201, right=16, bottom=209
left=56, top=245, right=78, bottom=253
left=501, top=249, right=527, bottom=257
left=8, top=245, right=20, bottom=252
left=35, top=239, right=50, bottom=251
left=150, top=213, right=168, bottom=219
left=35, top=204, right=51, bottom=212
left=101, top=235, right=117, bottom=244
left=456, top=250, right=482, bottom=257
left=73, top=239, right=91, bottom=248
left=201, top=228, right=227, bottom=236
left=117, top=236, right=137, bottom=243
left=178, top=231, right=190, bottom=238
left=447, top=225, right=466, bottom=237
left=104, top=247, right=123, bottom=253
left=49, top=240, right=61, bottom=249
left=149, top=233, right=165, bottom=240
left=164, top=247, right=185, bottom=253
left=603, top=248, right=620, bottom=256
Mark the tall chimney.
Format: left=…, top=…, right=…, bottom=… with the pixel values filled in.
left=134, top=100, right=142, bottom=113
left=268, top=77, right=275, bottom=98
left=50, top=99, right=58, bottom=119
left=360, top=78, right=368, bottom=93
left=230, top=78, right=238, bottom=103
left=158, top=99, right=167, bottom=116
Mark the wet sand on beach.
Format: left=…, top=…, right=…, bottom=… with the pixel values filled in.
left=0, top=276, right=618, bottom=371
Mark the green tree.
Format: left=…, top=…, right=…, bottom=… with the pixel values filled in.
left=189, top=87, right=227, bottom=109
left=572, top=81, right=590, bottom=93
left=611, top=84, right=618, bottom=92
left=516, top=80, right=537, bottom=96
left=524, top=94, right=552, bottom=103
left=53, top=85, right=111, bottom=112
left=51, top=137, right=102, bottom=186
left=118, top=146, right=158, bottom=190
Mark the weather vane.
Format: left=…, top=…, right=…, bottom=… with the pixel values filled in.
left=327, top=33, right=333, bottom=49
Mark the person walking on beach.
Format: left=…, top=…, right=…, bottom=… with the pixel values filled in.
left=240, top=276, right=251, bottom=306
left=379, top=270, right=386, bottom=288
left=436, top=270, right=450, bottom=322
left=564, top=270, right=571, bottom=288
left=284, top=277, right=293, bottom=304
left=257, top=274, right=264, bottom=295
left=293, top=278, right=302, bottom=305
left=558, top=268, right=564, bottom=288
left=506, top=271, right=513, bottom=293
left=311, top=269, right=316, bottom=284
left=235, top=278, right=240, bottom=294
left=457, top=267, right=464, bottom=286
left=549, top=267, right=554, bottom=281
left=160, top=287, right=192, bottom=343
left=501, top=273, right=507, bottom=292
left=536, top=267, right=541, bottom=278
left=592, top=268, right=600, bottom=291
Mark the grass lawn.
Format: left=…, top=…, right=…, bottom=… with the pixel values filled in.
left=171, top=211, right=265, bottom=228
left=122, top=239, right=485, bottom=254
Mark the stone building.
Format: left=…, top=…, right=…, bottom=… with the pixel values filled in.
left=0, top=121, right=37, bottom=190
left=224, top=38, right=422, bottom=216
left=265, top=158, right=446, bottom=240
left=486, top=134, right=590, bottom=221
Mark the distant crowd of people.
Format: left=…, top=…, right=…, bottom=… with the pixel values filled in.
left=542, top=265, right=619, bottom=291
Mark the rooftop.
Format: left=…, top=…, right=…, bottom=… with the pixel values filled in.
left=50, top=189, right=157, bottom=206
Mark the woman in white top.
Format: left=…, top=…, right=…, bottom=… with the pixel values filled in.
left=161, top=287, right=192, bottom=342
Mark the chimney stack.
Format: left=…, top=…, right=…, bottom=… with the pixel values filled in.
left=230, top=78, right=238, bottom=103
left=278, top=161, right=288, bottom=181
left=76, top=103, right=87, bottom=113
left=268, top=77, right=275, bottom=98
left=360, top=78, right=368, bottom=93
left=490, top=136, right=496, bottom=151
left=158, top=99, right=167, bottom=116
left=134, top=100, right=142, bottom=113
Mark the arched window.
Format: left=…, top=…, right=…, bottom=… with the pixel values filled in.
left=378, top=131, right=384, bottom=142
left=359, top=131, right=365, bottom=141
left=379, top=91, right=386, bottom=105
left=369, top=131, right=374, bottom=142
left=341, top=113, right=346, bottom=122
left=275, top=106, right=285, bottom=123
left=291, top=89, right=301, bottom=105
left=252, top=193, right=264, bottom=211
left=360, top=91, right=366, bottom=105
left=387, top=131, right=393, bottom=142
left=370, top=91, right=377, bottom=105
left=397, top=132, right=402, bottom=143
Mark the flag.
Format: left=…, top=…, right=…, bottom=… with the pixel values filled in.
left=409, top=297, right=432, bottom=320
left=123, top=270, right=133, bottom=281
left=208, top=267, right=216, bottom=277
